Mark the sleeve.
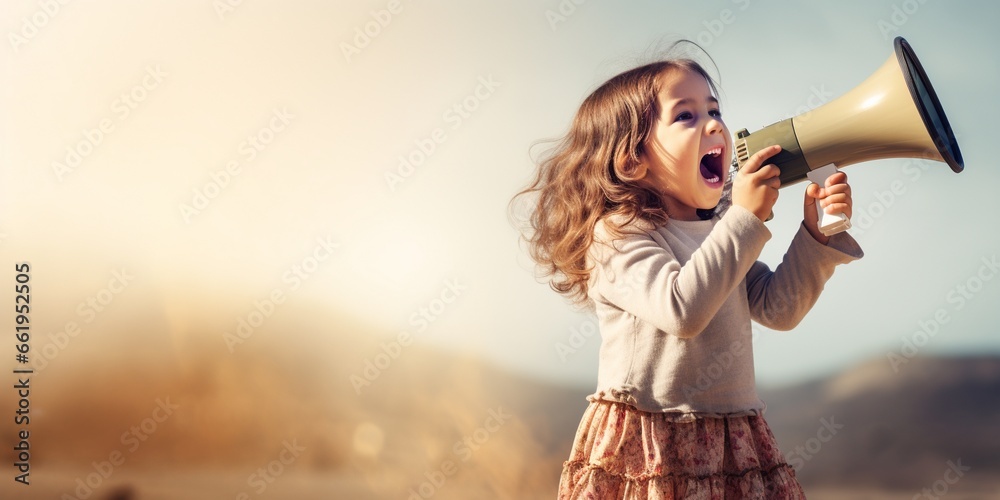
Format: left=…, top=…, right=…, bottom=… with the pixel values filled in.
left=587, top=205, right=771, bottom=338
left=745, top=221, right=864, bottom=331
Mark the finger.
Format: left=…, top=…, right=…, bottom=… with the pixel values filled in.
left=824, top=202, right=852, bottom=219
left=817, top=183, right=851, bottom=199
left=819, top=191, right=852, bottom=207
left=763, top=176, right=781, bottom=189
left=756, top=164, right=782, bottom=180
left=820, top=193, right=851, bottom=211
left=804, top=185, right=820, bottom=209
left=740, top=145, right=782, bottom=174
left=825, top=171, right=848, bottom=187
left=821, top=183, right=851, bottom=193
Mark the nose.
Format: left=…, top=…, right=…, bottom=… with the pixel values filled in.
left=705, top=116, right=723, bottom=136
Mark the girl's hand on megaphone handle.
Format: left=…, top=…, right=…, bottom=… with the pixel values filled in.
left=804, top=171, right=853, bottom=244
left=732, top=145, right=782, bottom=222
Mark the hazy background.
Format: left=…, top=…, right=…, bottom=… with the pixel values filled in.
left=1, top=0, right=998, bottom=498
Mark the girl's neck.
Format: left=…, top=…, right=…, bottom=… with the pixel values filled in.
left=661, top=196, right=701, bottom=221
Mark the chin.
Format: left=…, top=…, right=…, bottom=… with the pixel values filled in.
left=698, top=195, right=723, bottom=210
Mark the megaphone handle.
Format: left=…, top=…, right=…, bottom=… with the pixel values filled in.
left=806, top=163, right=852, bottom=237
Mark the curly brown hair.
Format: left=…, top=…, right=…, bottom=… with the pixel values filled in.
left=509, top=57, right=725, bottom=307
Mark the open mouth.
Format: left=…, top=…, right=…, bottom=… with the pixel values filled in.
left=699, top=146, right=725, bottom=187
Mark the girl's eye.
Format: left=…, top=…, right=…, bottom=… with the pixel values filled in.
left=673, top=112, right=693, bottom=122
left=709, top=109, right=723, bottom=118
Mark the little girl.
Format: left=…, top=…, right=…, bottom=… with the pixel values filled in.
left=511, top=47, right=864, bottom=498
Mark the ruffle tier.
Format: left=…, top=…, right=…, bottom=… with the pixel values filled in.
left=558, top=400, right=806, bottom=499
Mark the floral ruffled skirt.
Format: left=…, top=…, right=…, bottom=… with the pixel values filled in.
left=558, top=400, right=806, bottom=499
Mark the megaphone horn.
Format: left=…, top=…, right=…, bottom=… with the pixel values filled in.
left=733, top=36, right=963, bottom=236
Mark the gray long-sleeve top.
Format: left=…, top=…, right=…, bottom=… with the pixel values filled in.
left=585, top=204, right=864, bottom=419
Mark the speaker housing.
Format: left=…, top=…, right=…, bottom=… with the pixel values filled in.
left=733, top=36, right=963, bottom=186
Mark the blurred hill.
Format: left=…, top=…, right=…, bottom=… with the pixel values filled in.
left=0, top=297, right=587, bottom=499
left=761, top=355, right=1000, bottom=498
left=1, top=295, right=997, bottom=499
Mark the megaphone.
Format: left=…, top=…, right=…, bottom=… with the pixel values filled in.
left=733, top=36, right=963, bottom=236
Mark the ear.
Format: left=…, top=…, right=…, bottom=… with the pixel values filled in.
left=613, top=149, right=648, bottom=182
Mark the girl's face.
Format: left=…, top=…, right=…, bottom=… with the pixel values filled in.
left=639, top=68, right=732, bottom=221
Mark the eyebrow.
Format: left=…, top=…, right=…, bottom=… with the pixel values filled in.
left=672, top=96, right=719, bottom=107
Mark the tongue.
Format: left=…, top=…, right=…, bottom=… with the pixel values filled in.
left=699, top=159, right=714, bottom=179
